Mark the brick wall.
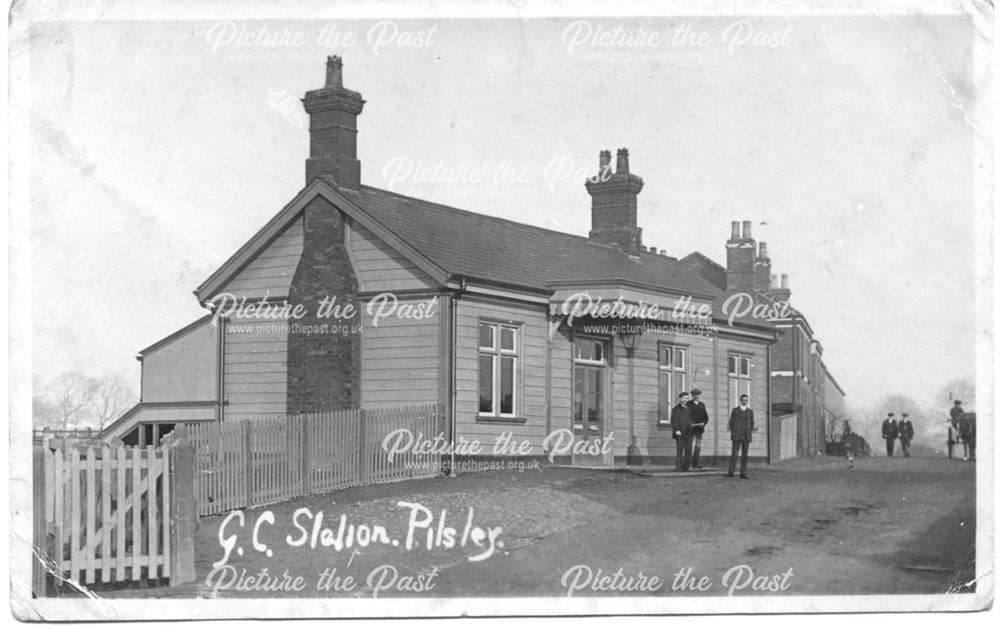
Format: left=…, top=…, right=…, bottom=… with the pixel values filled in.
left=770, top=324, right=831, bottom=456
left=771, top=331, right=794, bottom=370
left=771, top=375, right=795, bottom=410
left=287, top=195, right=360, bottom=413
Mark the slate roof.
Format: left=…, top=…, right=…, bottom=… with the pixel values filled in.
left=341, top=186, right=721, bottom=298
left=679, top=251, right=728, bottom=292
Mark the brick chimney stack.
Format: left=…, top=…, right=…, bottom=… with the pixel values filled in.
left=754, top=242, right=772, bottom=292
left=726, top=220, right=756, bottom=292
left=302, top=56, right=365, bottom=189
left=586, top=148, right=644, bottom=254
left=772, top=274, right=791, bottom=302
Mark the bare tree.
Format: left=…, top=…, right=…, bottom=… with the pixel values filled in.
left=935, top=378, right=975, bottom=412
left=89, top=373, right=137, bottom=430
left=826, top=408, right=853, bottom=442
left=32, top=393, right=59, bottom=429
left=41, top=372, right=99, bottom=430
left=33, top=371, right=139, bottom=431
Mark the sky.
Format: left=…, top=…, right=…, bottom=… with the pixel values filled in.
left=15, top=8, right=985, bottom=411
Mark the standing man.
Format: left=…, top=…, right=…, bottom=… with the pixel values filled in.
left=950, top=401, right=967, bottom=459
left=670, top=392, right=694, bottom=472
left=899, top=413, right=914, bottom=457
left=881, top=413, right=898, bottom=457
left=725, top=394, right=754, bottom=479
left=688, top=389, right=710, bottom=469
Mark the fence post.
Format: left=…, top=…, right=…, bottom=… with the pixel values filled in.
left=300, top=414, right=311, bottom=496
left=243, top=421, right=253, bottom=508
left=32, top=445, right=47, bottom=597
left=169, top=444, right=197, bottom=586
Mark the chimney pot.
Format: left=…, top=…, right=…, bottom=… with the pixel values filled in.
left=781, top=274, right=789, bottom=289
left=758, top=242, right=769, bottom=259
left=649, top=247, right=657, bottom=254
left=325, top=55, right=344, bottom=88
left=597, top=150, right=612, bottom=181
left=742, top=220, right=752, bottom=240
left=730, top=221, right=740, bottom=240
left=616, top=148, right=630, bottom=175
left=771, top=273, right=778, bottom=284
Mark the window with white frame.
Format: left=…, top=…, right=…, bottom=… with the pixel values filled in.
left=658, top=344, right=687, bottom=424
left=478, top=322, right=519, bottom=417
left=728, top=353, right=753, bottom=408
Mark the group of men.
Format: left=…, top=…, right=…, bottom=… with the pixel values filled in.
left=881, top=412, right=915, bottom=457
left=668, top=389, right=755, bottom=479
left=948, top=400, right=976, bottom=461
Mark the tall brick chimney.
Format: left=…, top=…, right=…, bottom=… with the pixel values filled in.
left=726, top=220, right=756, bottom=292
left=586, top=148, right=644, bottom=254
left=772, top=274, right=791, bottom=302
left=302, top=55, right=365, bottom=188
left=754, top=242, right=772, bottom=292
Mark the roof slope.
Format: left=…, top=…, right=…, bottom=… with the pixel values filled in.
left=679, top=251, right=728, bottom=292
left=342, top=186, right=720, bottom=297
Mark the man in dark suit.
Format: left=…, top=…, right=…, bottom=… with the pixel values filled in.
left=688, top=388, right=710, bottom=469
left=670, top=392, right=694, bottom=472
left=881, top=413, right=898, bottom=457
left=950, top=401, right=968, bottom=459
left=725, top=394, right=754, bottom=479
left=898, top=413, right=914, bottom=457
left=950, top=400, right=965, bottom=429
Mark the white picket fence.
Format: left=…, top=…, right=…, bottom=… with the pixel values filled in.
left=169, top=405, right=441, bottom=516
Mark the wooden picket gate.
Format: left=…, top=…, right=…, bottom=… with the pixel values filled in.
left=36, top=443, right=196, bottom=590
left=171, top=405, right=440, bottom=516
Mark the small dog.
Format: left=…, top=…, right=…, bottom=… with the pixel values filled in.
left=845, top=447, right=855, bottom=469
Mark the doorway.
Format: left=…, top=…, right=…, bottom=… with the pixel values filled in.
left=572, top=337, right=611, bottom=465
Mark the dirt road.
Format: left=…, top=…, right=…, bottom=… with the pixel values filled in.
left=105, top=455, right=976, bottom=599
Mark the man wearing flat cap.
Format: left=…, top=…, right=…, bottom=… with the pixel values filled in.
left=688, top=389, right=710, bottom=469
left=881, top=412, right=898, bottom=457
left=950, top=400, right=965, bottom=428
left=898, top=413, right=914, bottom=457
left=670, top=392, right=694, bottom=472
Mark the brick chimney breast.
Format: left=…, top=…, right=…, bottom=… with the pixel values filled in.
left=287, top=195, right=360, bottom=414
left=302, top=56, right=365, bottom=188
left=586, top=148, right=644, bottom=254
left=754, top=241, right=772, bottom=292
left=726, top=218, right=757, bottom=292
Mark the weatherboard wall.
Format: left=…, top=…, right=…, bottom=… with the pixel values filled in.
left=358, top=297, right=441, bottom=410
left=216, top=216, right=304, bottom=300
left=223, top=316, right=289, bottom=421
left=140, top=317, right=218, bottom=403
left=347, top=220, right=437, bottom=293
